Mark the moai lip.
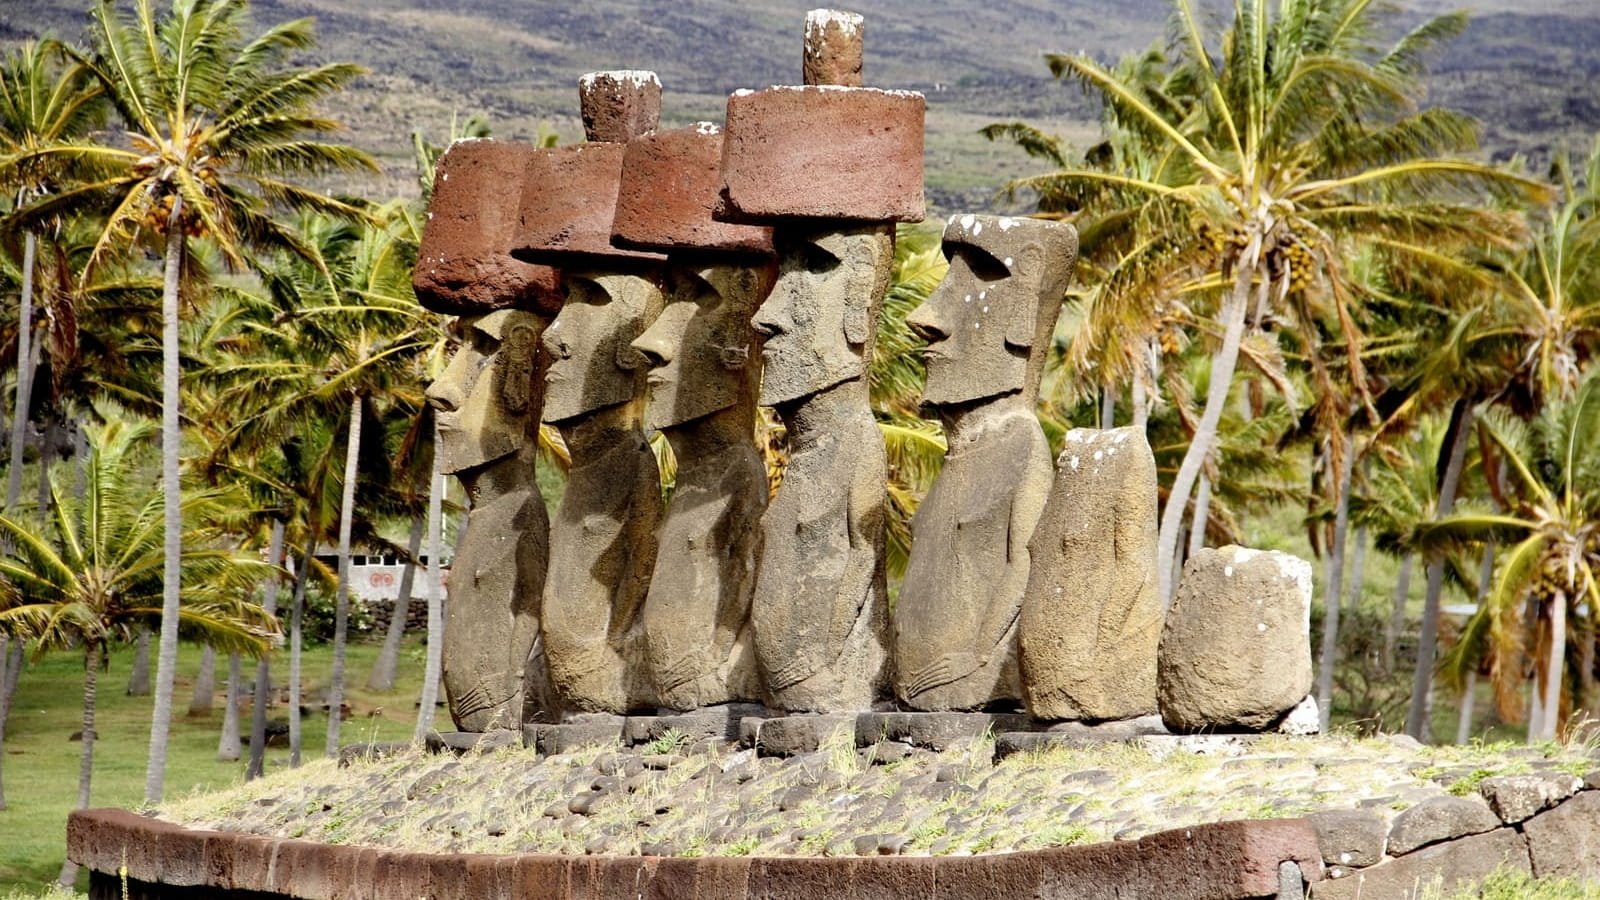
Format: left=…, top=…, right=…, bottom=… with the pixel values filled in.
left=611, top=124, right=775, bottom=257
left=414, top=139, right=562, bottom=316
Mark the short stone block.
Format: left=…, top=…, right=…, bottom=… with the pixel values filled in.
left=756, top=714, right=854, bottom=756
left=855, top=711, right=1032, bottom=752
left=414, top=139, right=562, bottom=316
left=511, top=143, right=665, bottom=267
left=1310, top=827, right=1529, bottom=900
left=1525, top=790, right=1600, bottom=879
left=717, top=85, right=925, bottom=223
left=612, top=125, right=774, bottom=256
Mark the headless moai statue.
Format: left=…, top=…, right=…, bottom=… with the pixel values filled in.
left=425, top=308, right=556, bottom=732
left=415, top=133, right=563, bottom=733
left=630, top=263, right=772, bottom=711
left=893, top=215, right=1077, bottom=711
left=516, top=72, right=667, bottom=717
left=716, top=10, right=923, bottom=712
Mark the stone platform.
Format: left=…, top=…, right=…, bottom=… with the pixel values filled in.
left=73, top=732, right=1600, bottom=899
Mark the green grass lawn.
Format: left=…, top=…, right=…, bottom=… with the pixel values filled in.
left=0, top=635, right=431, bottom=894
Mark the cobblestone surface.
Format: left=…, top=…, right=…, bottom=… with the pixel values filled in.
left=160, top=730, right=1598, bottom=860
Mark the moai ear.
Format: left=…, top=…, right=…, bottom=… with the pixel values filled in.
left=499, top=322, right=538, bottom=413
left=1005, top=243, right=1047, bottom=349
left=842, top=236, right=888, bottom=347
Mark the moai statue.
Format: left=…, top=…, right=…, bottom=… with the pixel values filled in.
left=893, top=215, right=1077, bottom=711
left=510, top=71, right=667, bottom=717
left=612, top=122, right=779, bottom=712
left=413, top=138, right=562, bottom=731
left=1021, top=426, right=1162, bottom=722
left=716, top=9, right=925, bottom=712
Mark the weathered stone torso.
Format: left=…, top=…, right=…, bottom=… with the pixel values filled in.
left=542, top=426, right=661, bottom=715
left=642, top=439, right=767, bottom=711
left=443, top=480, right=550, bottom=731
left=753, top=391, right=888, bottom=712
left=894, top=411, right=1051, bottom=711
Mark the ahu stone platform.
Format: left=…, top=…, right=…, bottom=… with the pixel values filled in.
left=68, top=730, right=1600, bottom=899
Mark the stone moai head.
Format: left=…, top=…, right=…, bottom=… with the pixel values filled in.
left=752, top=225, right=893, bottom=405
left=540, top=271, right=663, bottom=424
left=631, top=261, right=774, bottom=431
left=426, top=308, right=547, bottom=475
left=610, top=122, right=777, bottom=431
left=510, top=71, right=668, bottom=425
left=906, top=215, right=1078, bottom=407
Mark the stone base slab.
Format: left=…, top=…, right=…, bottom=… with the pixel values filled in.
left=69, top=808, right=1321, bottom=900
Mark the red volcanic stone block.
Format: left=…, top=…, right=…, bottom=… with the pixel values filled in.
left=1137, top=818, right=1324, bottom=899
left=512, top=143, right=666, bottom=268
left=612, top=125, right=775, bottom=256
left=717, top=85, right=925, bottom=224
left=414, top=139, right=562, bottom=316
left=579, top=70, right=662, bottom=143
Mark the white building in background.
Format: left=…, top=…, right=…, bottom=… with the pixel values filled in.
left=312, top=552, right=451, bottom=604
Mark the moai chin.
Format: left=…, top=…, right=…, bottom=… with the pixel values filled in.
left=615, top=123, right=776, bottom=712
left=415, top=129, right=565, bottom=732
left=514, top=72, right=667, bottom=718
left=424, top=306, right=554, bottom=732
left=893, top=214, right=1077, bottom=712
left=716, top=10, right=923, bottom=712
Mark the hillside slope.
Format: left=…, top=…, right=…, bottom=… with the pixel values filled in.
left=3, top=0, right=1596, bottom=213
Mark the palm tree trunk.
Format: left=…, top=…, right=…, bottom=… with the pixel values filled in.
left=127, top=628, right=152, bottom=695
left=1456, top=668, right=1478, bottom=745
left=5, top=231, right=37, bottom=512
left=1405, top=400, right=1475, bottom=741
left=325, top=397, right=363, bottom=757
left=1540, top=591, right=1568, bottom=743
left=368, top=516, right=423, bottom=692
left=1454, top=541, right=1496, bottom=744
left=1188, top=474, right=1212, bottom=558
left=1157, top=264, right=1253, bottom=607
left=289, top=535, right=315, bottom=768
left=217, top=652, right=242, bottom=761
left=188, top=645, right=216, bottom=716
left=59, top=641, right=100, bottom=888
left=1345, top=526, right=1368, bottom=615
left=247, top=518, right=286, bottom=780
left=145, top=202, right=186, bottom=805
left=1385, top=554, right=1415, bottom=674
left=415, top=444, right=445, bottom=741
left=1316, top=439, right=1355, bottom=731
left=1100, top=387, right=1115, bottom=429
left=0, top=637, right=23, bottom=810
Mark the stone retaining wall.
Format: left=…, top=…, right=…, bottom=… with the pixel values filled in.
left=1307, top=773, right=1600, bottom=898
left=70, top=808, right=1320, bottom=900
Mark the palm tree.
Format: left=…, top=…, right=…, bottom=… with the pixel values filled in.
left=993, top=0, right=1544, bottom=604
left=0, top=38, right=103, bottom=512
left=6, top=0, right=374, bottom=802
left=1428, top=376, right=1600, bottom=741
left=0, top=417, right=275, bottom=885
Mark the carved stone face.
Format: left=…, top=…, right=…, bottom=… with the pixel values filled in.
left=632, top=262, right=772, bottom=430
left=426, top=309, right=546, bottom=474
left=751, top=226, right=892, bottom=406
left=541, top=271, right=663, bottom=424
left=906, top=216, right=1076, bottom=407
